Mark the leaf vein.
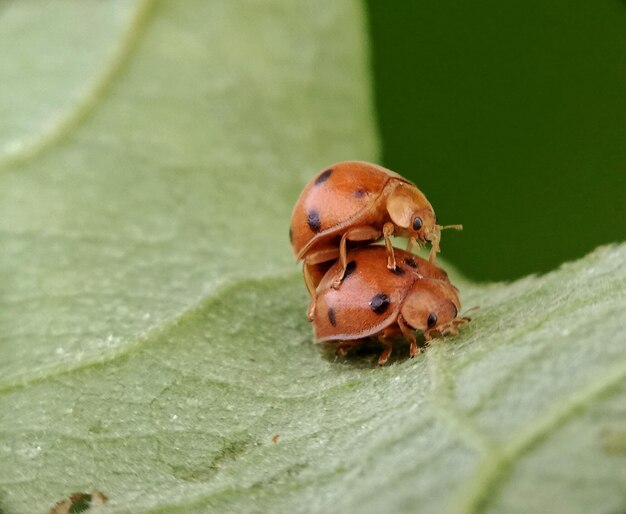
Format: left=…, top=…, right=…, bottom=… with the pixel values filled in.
left=447, top=358, right=626, bottom=514
left=427, top=345, right=493, bottom=453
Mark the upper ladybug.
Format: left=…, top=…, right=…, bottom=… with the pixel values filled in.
left=289, top=161, right=460, bottom=300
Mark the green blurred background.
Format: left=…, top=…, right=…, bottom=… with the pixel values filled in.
left=366, top=0, right=626, bottom=281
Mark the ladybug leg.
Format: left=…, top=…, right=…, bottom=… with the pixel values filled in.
left=405, top=237, right=420, bottom=253
left=428, top=231, right=442, bottom=263
left=302, top=262, right=318, bottom=298
left=382, top=222, right=397, bottom=270
left=446, top=316, right=472, bottom=335
left=436, top=315, right=472, bottom=337
left=302, top=250, right=340, bottom=321
left=305, top=248, right=341, bottom=269
left=335, top=340, right=360, bottom=357
left=447, top=325, right=460, bottom=337
left=398, top=316, right=420, bottom=358
left=305, top=247, right=340, bottom=297
left=302, top=264, right=317, bottom=322
left=376, top=336, right=393, bottom=365
left=334, top=231, right=350, bottom=287
left=331, top=226, right=382, bottom=288
left=336, top=345, right=349, bottom=357
left=438, top=322, right=458, bottom=337
left=423, top=329, right=436, bottom=343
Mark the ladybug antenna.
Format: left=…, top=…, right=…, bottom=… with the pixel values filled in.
left=429, top=225, right=463, bottom=262
left=436, top=224, right=463, bottom=232
left=460, top=305, right=480, bottom=320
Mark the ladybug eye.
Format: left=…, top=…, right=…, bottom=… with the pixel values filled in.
left=412, top=217, right=423, bottom=231
left=427, top=313, right=437, bottom=328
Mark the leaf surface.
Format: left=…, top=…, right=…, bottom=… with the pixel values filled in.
left=1, top=2, right=624, bottom=514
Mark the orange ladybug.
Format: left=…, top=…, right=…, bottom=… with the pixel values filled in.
left=312, top=246, right=470, bottom=365
left=290, top=161, right=461, bottom=304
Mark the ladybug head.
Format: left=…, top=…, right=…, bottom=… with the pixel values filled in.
left=400, top=279, right=461, bottom=339
left=386, top=183, right=463, bottom=259
left=386, top=184, right=437, bottom=243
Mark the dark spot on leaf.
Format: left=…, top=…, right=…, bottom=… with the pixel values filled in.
left=315, top=168, right=333, bottom=185
left=369, top=293, right=390, bottom=314
left=600, top=429, right=626, bottom=456
left=404, top=257, right=418, bottom=269
left=69, top=495, right=92, bottom=514
left=390, top=266, right=405, bottom=276
left=328, top=307, right=337, bottom=326
left=307, top=210, right=321, bottom=232
left=171, top=438, right=250, bottom=482
left=343, top=260, right=357, bottom=279
left=289, top=226, right=293, bottom=244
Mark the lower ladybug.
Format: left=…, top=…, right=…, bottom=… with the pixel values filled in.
left=312, top=246, right=470, bottom=365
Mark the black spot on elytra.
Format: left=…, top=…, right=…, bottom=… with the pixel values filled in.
left=315, top=168, right=333, bottom=185
left=404, top=257, right=418, bottom=269
left=328, top=308, right=337, bottom=327
left=427, top=312, right=437, bottom=328
left=369, top=293, right=390, bottom=315
left=390, top=266, right=405, bottom=276
left=307, top=210, right=321, bottom=232
left=343, top=260, right=357, bottom=279
left=354, top=189, right=367, bottom=198
left=289, top=226, right=293, bottom=244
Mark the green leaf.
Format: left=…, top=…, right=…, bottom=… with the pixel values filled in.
left=1, top=2, right=624, bottom=514
left=0, top=0, right=377, bottom=385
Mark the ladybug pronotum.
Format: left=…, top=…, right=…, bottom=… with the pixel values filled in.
left=312, top=246, right=470, bottom=365
left=290, top=161, right=461, bottom=311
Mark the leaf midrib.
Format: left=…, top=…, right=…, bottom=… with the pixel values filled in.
left=0, top=0, right=156, bottom=170
left=0, top=270, right=301, bottom=395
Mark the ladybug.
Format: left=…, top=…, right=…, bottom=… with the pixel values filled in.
left=289, top=161, right=461, bottom=305
left=312, top=246, right=470, bottom=365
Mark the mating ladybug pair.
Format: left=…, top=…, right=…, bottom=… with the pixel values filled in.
left=290, top=161, right=470, bottom=365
